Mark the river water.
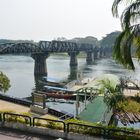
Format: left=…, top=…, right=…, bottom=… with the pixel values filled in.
left=0, top=54, right=140, bottom=127
left=0, top=54, right=140, bottom=98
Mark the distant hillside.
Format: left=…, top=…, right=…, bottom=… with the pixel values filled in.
left=0, top=39, right=14, bottom=44
left=69, top=36, right=99, bottom=46
left=56, top=32, right=121, bottom=49
left=99, top=31, right=121, bottom=48
left=0, top=39, right=35, bottom=44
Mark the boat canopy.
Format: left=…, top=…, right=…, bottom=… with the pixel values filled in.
left=42, top=76, right=60, bottom=82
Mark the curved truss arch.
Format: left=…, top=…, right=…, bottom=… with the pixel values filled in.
left=0, top=41, right=108, bottom=55
left=0, top=43, right=15, bottom=52
left=0, top=42, right=40, bottom=54
left=48, top=40, right=79, bottom=52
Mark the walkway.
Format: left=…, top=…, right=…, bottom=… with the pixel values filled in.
left=0, top=127, right=59, bottom=140
left=0, top=127, right=108, bottom=140
left=0, top=99, right=57, bottom=119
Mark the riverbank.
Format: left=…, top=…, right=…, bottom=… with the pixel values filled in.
left=0, top=99, right=58, bottom=119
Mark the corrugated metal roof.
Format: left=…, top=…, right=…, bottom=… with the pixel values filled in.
left=78, top=96, right=111, bottom=123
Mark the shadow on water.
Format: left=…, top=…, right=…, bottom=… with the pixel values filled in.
left=34, top=75, right=47, bottom=91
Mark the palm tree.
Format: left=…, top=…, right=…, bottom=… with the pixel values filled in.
left=97, top=77, right=124, bottom=111
left=112, top=0, right=140, bottom=70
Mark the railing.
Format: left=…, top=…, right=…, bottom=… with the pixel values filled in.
left=3, top=112, right=32, bottom=126
left=0, top=112, right=139, bottom=139
left=58, top=113, right=73, bottom=120
left=67, top=122, right=106, bottom=136
left=0, top=113, right=2, bottom=122
left=48, top=108, right=73, bottom=120
left=78, top=95, right=97, bottom=114
left=0, top=93, right=73, bottom=119
left=33, top=117, right=66, bottom=132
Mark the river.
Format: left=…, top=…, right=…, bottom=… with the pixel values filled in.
left=0, top=54, right=140, bottom=124
left=0, top=54, right=140, bottom=98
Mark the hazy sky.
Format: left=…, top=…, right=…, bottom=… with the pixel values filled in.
left=0, top=0, right=122, bottom=41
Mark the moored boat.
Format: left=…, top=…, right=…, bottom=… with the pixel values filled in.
left=36, top=90, right=76, bottom=100
left=40, top=77, right=66, bottom=87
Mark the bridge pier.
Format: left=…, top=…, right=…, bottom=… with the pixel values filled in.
left=31, top=52, right=49, bottom=76
left=68, top=66, right=78, bottom=80
left=86, top=51, right=94, bottom=64
left=102, top=51, right=106, bottom=57
left=99, top=50, right=103, bottom=58
left=97, top=51, right=100, bottom=59
left=94, top=51, right=98, bottom=59
left=68, top=52, right=79, bottom=66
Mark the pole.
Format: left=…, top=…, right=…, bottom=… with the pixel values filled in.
left=84, top=92, right=87, bottom=109
left=75, top=92, right=79, bottom=117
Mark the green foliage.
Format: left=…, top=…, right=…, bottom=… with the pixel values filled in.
left=70, top=36, right=99, bottom=46
left=1, top=112, right=140, bottom=139
left=65, top=118, right=102, bottom=126
left=112, top=0, right=140, bottom=70
left=118, top=98, right=140, bottom=113
left=96, top=77, right=125, bottom=110
left=100, top=31, right=121, bottom=49
left=0, top=39, right=35, bottom=44
left=4, top=114, right=31, bottom=125
left=0, top=72, right=10, bottom=93
left=33, top=118, right=64, bottom=130
left=65, top=118, right=139, bottom=139
left=65, top=118, right=104, bottom=136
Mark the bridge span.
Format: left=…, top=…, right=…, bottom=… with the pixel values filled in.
left=0, top=40, right=109, bottom=76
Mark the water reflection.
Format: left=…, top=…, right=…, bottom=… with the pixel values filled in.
left=68, top=66, right=78, bottom=81
left=0, top=55, right=140, bottom=98
left=34, top=75, right=47, bottom=91
left=34, top=66, right=79, bottom=91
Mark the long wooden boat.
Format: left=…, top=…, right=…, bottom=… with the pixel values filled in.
left=36, top=90, right=76, bottom=100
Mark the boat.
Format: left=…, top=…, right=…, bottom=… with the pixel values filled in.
left=35, top=90, right=76, bottom=100
left=35, top=86, right=76, bottom=100
left=39, top=77, right=66, bottom=87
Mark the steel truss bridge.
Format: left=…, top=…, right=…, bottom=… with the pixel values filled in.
left=0, top=40, right=110, bottom=75
left=0, top=41, right=101, bottom=53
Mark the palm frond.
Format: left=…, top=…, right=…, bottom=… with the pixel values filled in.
left=113, top=30, right=127, bottom=64
left=133, top=24, right=140, bottom=59
left=121, top=1, right=140, bottom=29
left=122, top=31, right=134, bottom=69
left=112, top=0, right=123, bottom=17
left=112, top=0, right=136, bottom=17
left=112, top=0, right=140, bottom=69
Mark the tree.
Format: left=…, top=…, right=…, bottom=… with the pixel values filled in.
left=0, top=72, right=10, bottom=93
left=97, top=77, right=124, bottom=111
left=100, top=31, right=121, bottom=49
left=70, top=36, right=99, bottom=46
left=112, top=0, right=140, bottom=70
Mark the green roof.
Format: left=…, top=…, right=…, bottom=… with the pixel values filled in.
left=78, top=96, right=109, bottom=123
